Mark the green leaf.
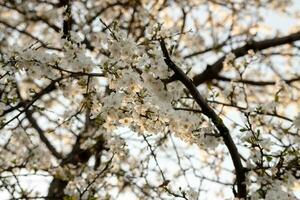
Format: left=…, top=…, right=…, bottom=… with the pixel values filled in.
left=266, top=156, right=272, bottom=162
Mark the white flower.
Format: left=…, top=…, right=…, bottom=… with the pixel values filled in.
left=223, top=52, right=236, bottom=70
left=186, top=189, right=198, bottom=200
left=102, top=92, right=124, bottom=109
left=199, top=133, right=220, bottom=149
left=0, top=102, right=5, bottom=115
left=293, top=113, right=300, bottom=129
left=262, top=101, right=277, bottom=112
left=265, top=187, right=294, bottom=200
left=80, top=138, right=96, bottom=149
left=70, top=31, right=83, bottom=43
left=250, top=192, right=261, bottom=200
left=250, top=149, right=261, bottom=163
left=109, top=42, right=121, bottom=57
left=119, top=117, right=133, bottom=126
left=136, top=54, right=150, bottom=67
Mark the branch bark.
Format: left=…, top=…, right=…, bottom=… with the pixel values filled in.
left=160, top=39, right=247, bottom=198
left=47, top=130, right=106, bottom=198
left=25, top=110, right=63, bottom=159
left=192, top=31, right=300, bottom=86
left=216, top=75, right=300, bottom=86
left=61, top=0, right=72, bottom=39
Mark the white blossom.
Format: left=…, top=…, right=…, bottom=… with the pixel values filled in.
left=186, top=189, right=198, bottom=200
left=293, top=113, right=300, bottom=129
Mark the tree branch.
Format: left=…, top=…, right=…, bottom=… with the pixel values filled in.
left=25, top=109, right=63, bottom=159
left=216, top=75, right=300, bottom=86
left=47, top=133, right=106, bottom=198
left=60, top=0, right=72, bottom=39
left=1, top=78, right=61, bottom=118
left=192, top=30, right=300, bottom=86
left=0, top=20, right=61, bottom=51
left=160, top=39, right=246, bottom=198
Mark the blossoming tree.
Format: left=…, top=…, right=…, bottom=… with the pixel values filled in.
left=1, top=0, right=300, bottom=199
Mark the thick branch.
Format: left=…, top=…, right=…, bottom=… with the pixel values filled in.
left=216, top=75, right=300, bottom=86
left=47, top=133, right=106, bottom=198
left=160, top=40, right=246, bottom=198
left=61, top=0, right=72, bottom=39
left=25, top=110, right=63, bottom=159
left=193, top=30, right=300, bottom=86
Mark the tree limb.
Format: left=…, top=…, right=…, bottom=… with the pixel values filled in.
left=216, top=75, right=300, bottom=86
left=192, top=30, right=300, bottom=86
left=160, top=39, right=246, bottom=198
left=25, top=109, right=63, bottom=159
left=47, top=133, right=106, bottom=198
